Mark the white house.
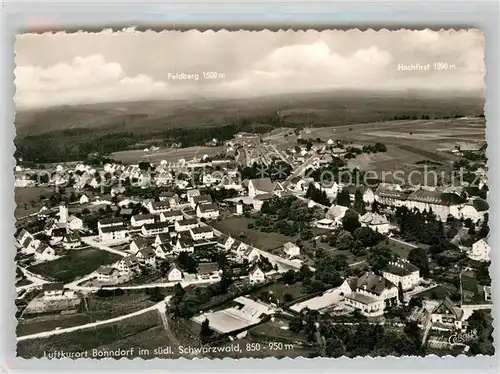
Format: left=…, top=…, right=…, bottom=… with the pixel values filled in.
left=217, top=235, right=235, bottom=251
left=315, top=218, right=336, bottom=230
left=130, top=238, right=148, bottom=254
left=344, top=292, right=386, bottom=317
left=382, top=259, right=421, bottom=291
left=99, top=225, right=129, bottom=244
left=136, top=247, right=157, bottom=267
left=160, top=210, right=184, bottom=224
left=42, top=283, right=66, bottom=299
left=249, top=266, right=266, bottom=284
left=79, top=194, right=90, bottom=205
left=67, top=216, right=84, bottom=231
left=459, top=198, right=489, bottom=223
left=359, top=212, right=390, bottom=234
left=154, top=233, right=170, bottom=248
left=141, top=222, right=170, bottom=237
left=469, top=238, right=490, bottom=262
left=97, top=217, right=124, bottom=231
left=34, top=244, right=57, bottom=262
left=240, top=247, right=260, bottom=263
left=97, top=266, right=120, bottom=282
left=196, top=203, right=220, bottom=220
left=248, top=178, right=275, bottom=198
left=116, top=255, right=140, bottom=274
left=174, top=235, right=195, bottom=253
left=131, top=214, right=155, bottom=227
left=147, top=201, right=172, bottom=215
left=175, top=218, right=199, bottom=232
left=197, top=263, right=222, bottom=281
left=430, top=298, right=465, bottom=330
left=283, top=242, right=301, bottom=258
left=155, top=244, right=171, bottom=259
left=168, top=264, right=184, bottom=282
left=190, top=226, right=214, bottom=241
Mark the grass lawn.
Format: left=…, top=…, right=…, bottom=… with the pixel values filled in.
left=414, top=284, right=457, bottom=300
left=382, top=238, right=418, bottom=258
left=213, top=217, right=294, bottom=250
left=14, top=187, right=54, bottom=218
left=16, top=310, right=161, bottom=358
left=85, top=291, right=157, bottom=320
left=257, top=281, right=305, bottom=302
left=27, top=248, right=122, bottom=282
left=17, top=314, right=93, bottom=337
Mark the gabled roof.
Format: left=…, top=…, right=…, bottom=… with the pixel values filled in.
left=177, top=218, right=198, bottom=226
left=407, top=188, right=463, bottom=206
left=99, top=217, right=123, bottom=225
left=186, top=189, right=201, bottom=197
left=193, top=195, right=213, bottom=204
left=432, top=297, right=464, bottom=320
left=191, top=226, right=213, bottom=234
left=198, top=262, right=220, bottom=274
left=100, top=225, right=128, bottom=233
left=326, top=205, right=348, bottom=220
left=123, top=255, right=139, bottom=266
left=132, top=213, right=155, bottom=221
left=132, top=238, right=148, bottom=249
left=197, top=203, right=219, bottom=213
left=255, top=193, right=276, bottom=201
left=383, top=259, right=419, bottom=277
left=151, top=201, right=171, bottom=209
left=138, top=247, right=156, bottom=258
left=249, top=265, right=264, bottom=275
left=356, top=272, right=396, bottom=296
left=249, top=178, right=274, bottom=193
left=467, top=197, right=489, bottom=212
left=161, top=210, right=183, bottom=218
left=42, top=282, right=64, bottom=291
left=360, top=212, right=388, bottom=226
left=144, top=221, right=170, bottom=230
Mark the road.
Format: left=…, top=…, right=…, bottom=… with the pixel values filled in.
left=81, top=236, right=129, bottom=257
left=287, top=155, right=317, bottom=180
left=17, top=296, right=172, bottom=341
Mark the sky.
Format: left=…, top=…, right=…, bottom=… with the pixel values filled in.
left=14, top=29, right=485, bottom=108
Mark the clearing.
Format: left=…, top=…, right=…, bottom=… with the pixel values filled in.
left=27, top=248, right=122, bottom=282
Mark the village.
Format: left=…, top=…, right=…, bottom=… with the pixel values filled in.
left=15, top=123, right=492, bottom=358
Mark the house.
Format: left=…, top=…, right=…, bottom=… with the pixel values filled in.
left=97, top=266, right=120, bottom=282
left=130, top=238, right=148, bottom=254
left=117, top=255, right=140, bottom=274
left=168, top=264, right=183, bottom=283
left=231, top=241, right=248, bottom=254
left=175, top=218, right=199, bottom=233
left=17, top=229, right=41, bottom=254
left=131, top=214, right=155, bottom=227
left=248, top=178, right=274, bottom=198
left=160, top=210, right=184, bottom=223
left=99, top=225, right=129, bottom=243
left=405, top=188, right=464, bottom=222
left=374, top=184, right=409, bottom=207
left=79, top=194, right=90, bottom=204
left=97, top=217, right=124, bottom=231
left=146, top=201, right=172, bottom=215
left=221, top=175, right=243, bottom=190
left=16, top=229, right=32, bottom=246
left=50, top=227, right=68, bottom=244
left=359, top=212, right=390, bottom=234
left=174, top=234, right=195, bottom=253
left=325, top=205, right=349, bottom=226
left=155, top=244, right=171, bottom=259
left=483, top=286, right=492, bottom=302
left=190, top=226, right=214, bottom=241
left=197, top=262, right=222, bottom=281
left=62, top=233, right=81, bottom=249
left=67, top=216, right=84, bottom=231
left=382, top=259, right=421, bottom=291
left=249, top=266, right=266, bottom=284
left=217, top=235, right=235, bottom=251
left=283, top=242, right=301, bottom=258
left=430, top=298, right=465, bottom=330
left=191, top=194, right=213, bottom=208
left=315, top=218, right=336, bottom=230
left=240, top=247, right=260, bottom=263
left=136, top=247, right=157, bottom=267
left=42, top=283, right=65, bottom=298
left=159, top=191, right=179, bottom=204
left=459, top=198, right=489, bottom=223
left=344, top=292, right=386, bottom=317
left=142, top=221, right=170, bottom=237
left=154, top=233, right=170, bottom=248
left=355, top=272, right=399, bottom=305
left=186, top=189, right=201, bottom=205
left=196, top=203, right=220, bottom=219
left=469, top=238, right=490, bottom=262
left=34, top=243, right=57, bottom=261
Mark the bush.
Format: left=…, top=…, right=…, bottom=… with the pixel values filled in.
left=283, top=293, right=294, bottom=303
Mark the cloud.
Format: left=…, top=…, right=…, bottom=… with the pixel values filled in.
left=15, top=54, right=171, bottom=108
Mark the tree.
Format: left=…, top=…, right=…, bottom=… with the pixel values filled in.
left=283, top=269, right=297, bottom=285
left=200, top=318, right=213, bottom=344
left=336, top=189, right=351, bottom=207
left=335, top=230, right=353, bottom=251
left=407, top=247, right=429, bottom=277
left=353, top=189, right=366, bottom=214
left=283, top=293, right=294, bottom=303
left=342, top=209, right=361, bottom=233
left=368, top=247, right=393, bottom=272
left=177, top=252, right=197, bottom=273
left=398, top=282, right=404, bottom=303
left=288, top=316, right=303, bottom=332
left=332, top=254, right=348, bottom=271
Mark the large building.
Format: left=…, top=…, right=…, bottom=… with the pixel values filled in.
left=382, top=259, right=421, bottom=291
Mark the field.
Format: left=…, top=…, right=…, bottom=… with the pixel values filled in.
left=14, top=186, right=56, bottom=218
left=85, top=291, right=158, bottom=320
left=111, top=145, right=225, bottom=164
left=16, top=310, right=163, bottom=358
left=253, top=281, right=305, bottom=303
left=17, top=314, right=92, bottom=337
left=27, top=248, right=122, bottom=282
left=212, top=217, right=293, bottom=250
left=381, top=238, right=419, bottom=259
